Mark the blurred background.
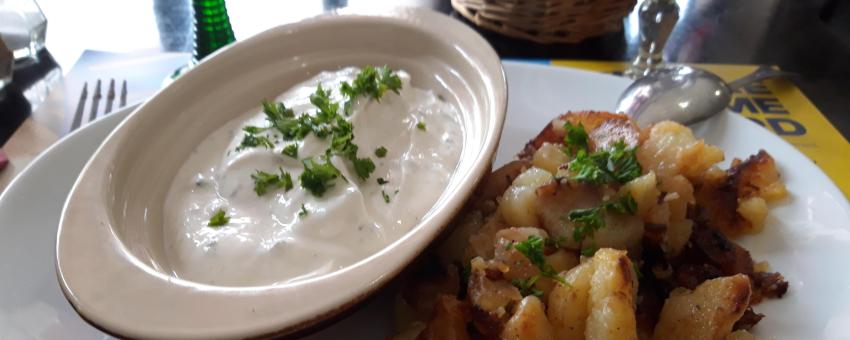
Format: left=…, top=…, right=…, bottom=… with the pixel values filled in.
left=0, top=0, right=848, bottom=171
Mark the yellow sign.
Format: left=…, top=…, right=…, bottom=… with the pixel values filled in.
left=550, top=60, right=850, bottom=198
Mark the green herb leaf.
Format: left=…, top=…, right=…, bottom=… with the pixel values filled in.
left=580, top=246, right=597, bottom=257
left=330, top=118, right=357, bottom=158
left=282, top=143, right=299, bottom=158
left=281, top=171, right=293, bottom=192
left=570, top=193, right=638, bottom=242
left=243, top=125, right=268, bottom=134
left=416, top=122, right=426, bottom=131
left=340, top=66, right=402, bottom=115
left=352, top=157, right=376, bottom=181
left=299, top=157, right=341, bottom=197
left=208, top=209, right=230, bottom=227
left=298, top=204, right=309, bottom=218
left=607, top=141, right=642, bottom=183
left=563, top=121, right=589, bottom=156
left=237, top=133, right=274, bottom=151
left=511, top=275, right=543, bottom=297
left=381, top=190, right=391, bottom=203
left=602, top=194, right=638, bottom=215
left=375, top=146, right=388, bottom=158
left=310, top=83, right=339, bottom=120
left=377, top=177, right=388, bottom=185
left=569, top=207, right=606, bottom=242
left=513, top=235, right=566, bottom=285
left=567, top=140, right=641, bottom=185
left=251, top=169, right=292, bottom=196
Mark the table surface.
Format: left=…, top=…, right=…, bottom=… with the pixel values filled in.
left=1, top=0, right=849, bottom=191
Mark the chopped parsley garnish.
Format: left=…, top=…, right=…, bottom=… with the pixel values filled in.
left=310, top=84, right=339, bottom=120
left=375, top=146, right=388, bottom=158
left=243, top=67, right=402, bottom=198
left=562, top=121, right=589, bottom=156
left=299, top=157, right=341, bottom=197
left=330, top=118, right=357, bottom=157
left=298, top=204, right=309, bottom=218
left=512, top=276, right=543, bottom=297
left=251, top=168, right=293, bottom=196
left=243, top=125, right=268, bottom=134
left=570, top=194, right=638, bottom=242
left=416, top=121, right=426, bottom=131
left=381, top=190, right=391, bottom=203
left=377, top=177, right=388, bottom=185
left=568, top=140, right=641, bottom=184
left=328, top=118, right=376, bottom=181
left=352, top=157, right=376, bottom=180
left=580, top=246, right=597, bottom=257
left=513, top=235, right=566, bottom=285
left=282, top=143, right=298, bottom=158
left=237, top=133, right=274, bottom=151
left=207, top=209, right=229, bottom=227
left=340, top=65, right=402, bottom=115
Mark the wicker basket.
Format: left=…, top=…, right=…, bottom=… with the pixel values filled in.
left=452, top=0, right=637, bottom=44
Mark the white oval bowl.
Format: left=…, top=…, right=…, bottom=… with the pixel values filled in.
left=55, top=7, right=505, bottom=339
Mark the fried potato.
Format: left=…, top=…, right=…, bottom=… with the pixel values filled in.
left=501, top=167, right=554, bottom=227
left=533, top=142, right=571, bottom=175
left=468, top=257, right=523, bottom=336
left=535, top=181, right=602, bottom=250
left=638, top=121, right=724, bottom=181
left=696, top=150, right=787, bottom=236
left=652, top=274, right=752, bottom=340
left=494, top=227, right=550, bottom=281
left=548, top=260, right=595, bottom=340
left=502, top=296, right=556, bottom=340
left=619, top=171, right=660, bottom=218
left=586, top=248, right=639, bottom=340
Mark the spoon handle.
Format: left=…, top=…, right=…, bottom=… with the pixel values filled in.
left=726, top=65, right=798, bottom=91
left=626, top=0, right=680, bottom=79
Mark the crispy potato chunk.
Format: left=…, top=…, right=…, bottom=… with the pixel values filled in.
left=620, top=171, right=661, bottom=218
left=536, top=182, right=645, bottom=253
left=519, top=111, right=641, bottom=159
left=652, top=274, right=752, bottom=340
left=415, top=295, right=470, bottom=340
left=533, top=142, right=571, bottom=175
left=502, top=296, right=556, bottom=340
left=494, top=227, right=551, bottom=282
left=696, top=150, right=788, bottom=236
left=638, top=121, right=724, bottom=181
left=469, top=257, right=523, bottom=336
left=586, top=249, right=639, bottom=340
left=548, top=260, right=595, bottom=340
left=536, top=181, right=602, bottom=250
left=501, top=167, right=554, bottom=227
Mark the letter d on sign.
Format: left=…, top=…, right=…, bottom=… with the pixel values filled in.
left=767, top=118, right=807, bottom=136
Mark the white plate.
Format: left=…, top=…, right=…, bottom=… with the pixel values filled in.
left=2, top=61, right=850, bottom=339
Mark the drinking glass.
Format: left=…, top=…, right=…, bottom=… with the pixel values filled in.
left=0, top=0, right=47, bottom=67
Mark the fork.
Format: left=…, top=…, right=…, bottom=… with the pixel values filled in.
left=70, top=79, right=128, bottom=132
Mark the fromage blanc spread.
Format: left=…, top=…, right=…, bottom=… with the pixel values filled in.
left=162, top=67, right=463, bottom=286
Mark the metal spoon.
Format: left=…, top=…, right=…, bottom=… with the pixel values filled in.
left=616, top=65, right=796, bottom=126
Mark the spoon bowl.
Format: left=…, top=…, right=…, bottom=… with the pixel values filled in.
left=617, top=65, right=796, bottom=126
left=616, top=66, right=730, bottom=126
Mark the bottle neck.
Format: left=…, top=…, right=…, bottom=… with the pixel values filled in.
left=192, top=0, right=236, bottom=62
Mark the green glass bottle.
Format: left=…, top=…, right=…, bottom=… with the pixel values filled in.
left=192, top=0, right=236, bottom=62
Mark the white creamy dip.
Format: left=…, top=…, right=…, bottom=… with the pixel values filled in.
left=162, top=68, right=463, bottom=286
